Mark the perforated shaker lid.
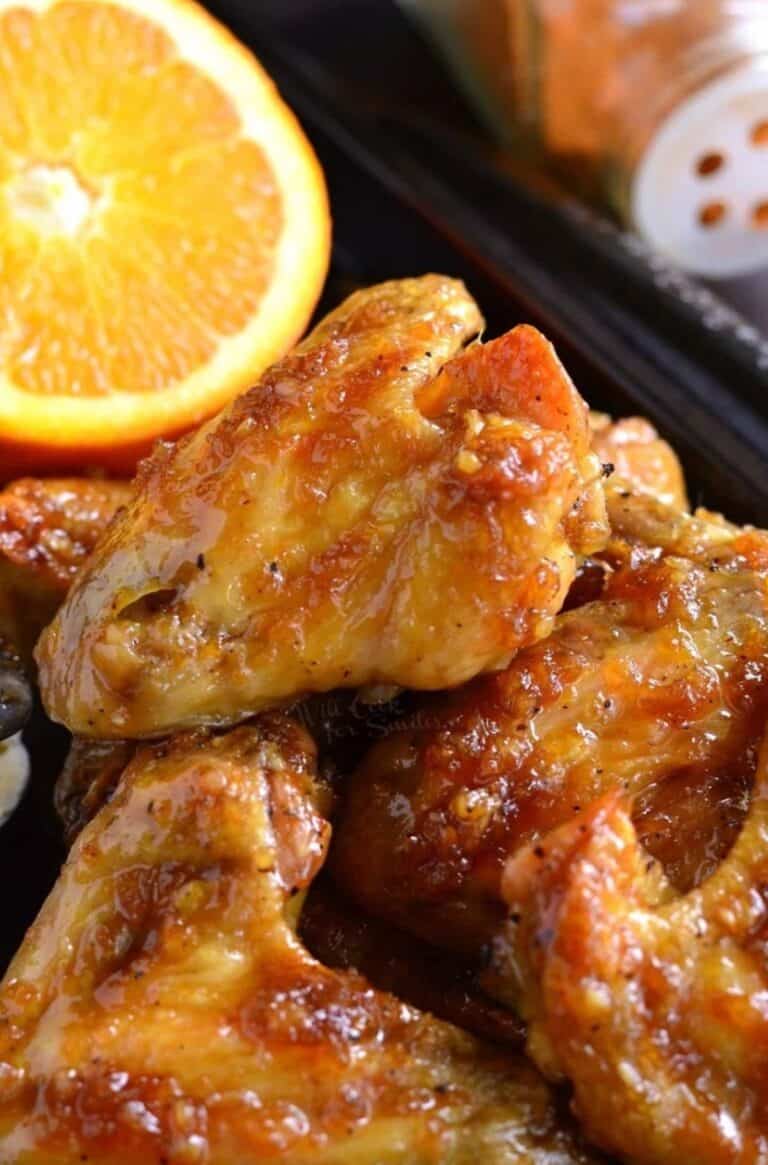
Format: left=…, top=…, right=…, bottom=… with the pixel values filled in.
left=631, top=59, right=768, bottom=279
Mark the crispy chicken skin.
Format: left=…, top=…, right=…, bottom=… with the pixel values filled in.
left=489, top=728, right=768, bottom=1165
left=37, top=275, right=607, bottom=739
left=331, top=552, right=768, bottom=952
left=0, top=719, right=600, bottom=1164
left=0, top=477, right=130, bottom=659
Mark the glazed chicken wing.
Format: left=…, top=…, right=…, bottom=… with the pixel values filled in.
left=0, top=477, right=130, bottom=659
left=566, top=413, right=690, bottom=610
left=331, top=551, right=768, bottom=952
left=590, top=419, right=768, bottom=571
left=51, top=738, right=526, bottom=1049
left=590, top=413, right=688, bottom=510
left=53, top=739, right=526, bottom=1045
left=490, top=727, right=768, bottom=1165
left=585, top=414, right=768, bottom=587
left=37, top=275, right=607, bottom=739
left=0, top=717, right=600, bottom=1164
left=604, top=480, right=747, bottom=560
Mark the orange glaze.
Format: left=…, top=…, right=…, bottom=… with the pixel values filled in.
left=633, top=763, right=752, bottom=891
left=590, top=413, right=688, bottom=510
left=36, top=275, right=608, bottom=739
left=0, top=716, right=600, bottom=1164
left=331, top=552, right=768, bottom=953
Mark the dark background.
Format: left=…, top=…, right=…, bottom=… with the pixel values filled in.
left=214, top=0, right=472, bottom=117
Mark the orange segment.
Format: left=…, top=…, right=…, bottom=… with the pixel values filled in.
left=0, top=0, right=330, bottom=472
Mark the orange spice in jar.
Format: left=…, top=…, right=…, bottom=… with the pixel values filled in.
left=402, top=0, right=768, bottom=274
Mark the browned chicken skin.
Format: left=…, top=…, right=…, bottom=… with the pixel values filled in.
left=585, top=414, right=768, bottom=600
left=490, top=728, right=768, bottom=1165
left=37, top=276, right=607, bottom=739
left=332, top=549, right=768, bottom=952
left=590, top=412, right=689, bottom=511
left=301, top=881, right=525, bottom=1049
left=326, top=410, right=768, bottom=1161
left=605, top=481, right=746, bottom=562
left=0, top=718, right=601, bottom=1164
left=566, top=414, right=690, bottom=610
left=0, top=476, right=130, bottom=659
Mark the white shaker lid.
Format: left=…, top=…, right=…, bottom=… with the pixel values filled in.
left=631, top=58, right=768, bottom=279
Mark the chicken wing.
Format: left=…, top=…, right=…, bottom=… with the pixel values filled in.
left=37, top=275, right=607, bottom=739
left=0, top=477, right=130, bottom=659
left=566, top=414, right=689, bottom=610
left=52, top=688, right=410, bottom=848
left=604, top=481, right=740, bottom=560
left=331, top=552, right=768, bottom=952
left=590, top=413, right=688, bottom=510
left=54, top=737, right=526, bottom=1045
left=489, top=726, right=768, bottom=1165
left=0, top=717, right=601, bottom=1164
left=588, top=414, right=768, bottom=581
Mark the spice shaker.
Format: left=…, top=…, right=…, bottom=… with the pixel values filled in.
left=400, top=1, right=768, bottom=278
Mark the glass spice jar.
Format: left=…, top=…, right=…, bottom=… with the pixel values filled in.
left=402, top=1, right=768, bottom=276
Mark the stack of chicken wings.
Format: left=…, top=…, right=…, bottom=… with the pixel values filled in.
left=1, top=274, right=766, bottom=1164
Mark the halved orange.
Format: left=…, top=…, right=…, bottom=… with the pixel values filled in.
left=0, top=0, right=330, bottom=475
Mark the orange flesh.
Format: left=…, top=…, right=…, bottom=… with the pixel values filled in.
left=0, top=2, right=282, bottom=400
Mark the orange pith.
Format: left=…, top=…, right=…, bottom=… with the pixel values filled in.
left=0, top=0, right=330, bottom=473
